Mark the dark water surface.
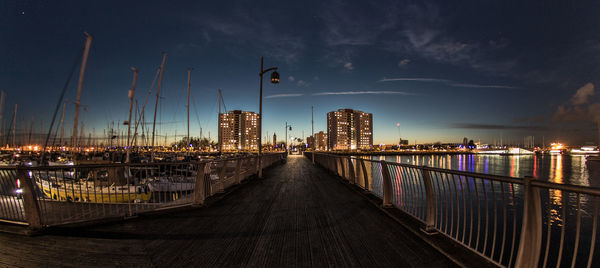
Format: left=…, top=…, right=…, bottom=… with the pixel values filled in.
left=373, top=154, right=596, bottom=187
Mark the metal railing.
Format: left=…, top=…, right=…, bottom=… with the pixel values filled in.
left=307, top=152, right=600, bottom=268
left=0, top=153, right=286, bottom=228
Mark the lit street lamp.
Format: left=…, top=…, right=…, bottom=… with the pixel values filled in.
left=258, top=56, right=279, bottom=178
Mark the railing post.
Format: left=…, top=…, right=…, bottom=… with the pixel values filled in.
left=254, top=156, right=260, bottom=175
left=347, top=157, right=356, bottom=184
left=218, top=160, right=227, bottom=193
left=339, top=157, right=346, bottom=180
left=421, top=167, right=437, bottom=234
left=258, top=155, right=263, bottom=178
left=235, top=158, right=242, bottom=184
left=514, top=176, right=542, bottom=268
left=193, top=162, right=207, bottom=206
left=17, top=166, right=42, bottom=229
left=359, top=158, right=369, bottom=190
left=380, top=160, right=393, bottom=208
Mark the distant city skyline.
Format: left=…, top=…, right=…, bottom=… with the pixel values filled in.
left=2, top=1, right=600, bottom=146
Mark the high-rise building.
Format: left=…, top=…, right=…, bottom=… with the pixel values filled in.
left=218, top=110, right=259, bottom=151
left=327, top=109, right=372, bottom=150
left=315, top=131, right=327, bottom=151
left=307, top=136, right=315, bottom=149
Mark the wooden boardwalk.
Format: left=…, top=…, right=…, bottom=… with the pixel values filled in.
left=0, top=155, right=456, bottom=267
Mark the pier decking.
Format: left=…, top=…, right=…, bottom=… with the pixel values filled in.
left=0, top=155, right=456, bottom=267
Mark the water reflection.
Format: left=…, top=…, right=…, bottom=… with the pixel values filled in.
left=549, top=155, right=563, bottom=226
left=381, top=154, right=592, bottom=186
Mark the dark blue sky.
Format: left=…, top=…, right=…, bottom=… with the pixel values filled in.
left=2, top=0, right=600, bottom=145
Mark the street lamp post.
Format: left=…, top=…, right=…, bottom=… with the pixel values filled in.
left=258, top=56, right=279, bottom=178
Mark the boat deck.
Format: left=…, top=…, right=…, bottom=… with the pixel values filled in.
left=0, top=155, right=456, bottom=267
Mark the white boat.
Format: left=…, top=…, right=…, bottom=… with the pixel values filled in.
left=571, top=146, right=600, bottom=155
left=48, top=160, right=74, bottom=166
left=36, top=177, right=151, bottom=203
left=143, top=176, right=195, bottom=192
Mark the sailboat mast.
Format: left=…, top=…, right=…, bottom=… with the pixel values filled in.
left=60, top=102, right=65, bottom=145
left=28, top=117, right=33, bottom=144
left=151, top=52, right=167, bottom=148
left=12, top=104, right=17, bottom=148
left=186, top=68, right=191, bottom=154
left=72, top=33, right=93, bottom=151
left=134, top=100, right=138, bottom=147
left=126, top=68, right=138, bottom=163
left=0, top=91, right=4, bottom=143
left=218, top=89, right=222, bottom=153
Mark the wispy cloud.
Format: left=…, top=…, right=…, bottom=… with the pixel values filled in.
left=195, top=7, right=305, bottom=64
left=265, top=93, right=304, bottom=99
left=379, top=77, right=521, bottom=90
left=398, top=59, right=410, bottom=67
left=297, top=80, right=309, bottom=87
left=378, top=77, right=450, bottom=83
left=312, top=91, right=415, bottom=96
left=318, top=2, right=398, bottom=47
left=344, top=62, right=354, bottom=70
left=448, top=83, right=521, bottom=90
left=449, top=123, right=548, bottom=131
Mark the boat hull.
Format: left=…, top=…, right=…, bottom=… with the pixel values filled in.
left=38, top=182, right=151, bottom=203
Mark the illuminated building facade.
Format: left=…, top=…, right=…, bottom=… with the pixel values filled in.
left=315, top=131, right=328, bottom=151
left=218, top=110, right=259, bottom=151
left=307, top=136, right=315, bottom=149
left=327, top=109, right=372, bottom=150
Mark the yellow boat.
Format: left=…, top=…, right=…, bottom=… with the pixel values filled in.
left=37, top=180, right=152, bottom=203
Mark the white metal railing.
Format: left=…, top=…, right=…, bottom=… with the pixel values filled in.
left=0, top=153, right=286, bottom=228
left=307, top=152, right=600, bottom=268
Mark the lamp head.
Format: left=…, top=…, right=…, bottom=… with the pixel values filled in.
left=270, top=71, right=280, bottom=84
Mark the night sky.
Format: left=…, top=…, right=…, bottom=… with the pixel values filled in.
left=2, top=0, right=600, bottom=146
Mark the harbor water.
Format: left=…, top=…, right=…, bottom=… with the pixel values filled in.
left=375, top=154, right=595, bottom=187
left=368, top=154, right=600, bottom=266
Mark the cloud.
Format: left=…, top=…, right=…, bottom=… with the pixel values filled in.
left=398, top=59, right=410, bottom=67
left=318, top=2, right=398, bottom=47
left=265, top=93, right=304, bottom=99
left=314, top=76, right=320, bottom=80
left=198, top=10, right=305, bottom=64
left=378, top=77, right=520, bottom=90
left=552, top=105, right=590, bottom=122
left=297, top=80, right=308, bottom=87
left=571, top=83, right=594, bottom=105
left=512, top=114, right=546, bottom=124
left=378, top=77, right=450, bottom=83
left=344, top=62, right=354, bottom=70
left=378, top=2, right=517, bottom=77
left=448, top=83, right=520, bottom=90
left=552, top=83, right=600, bottom=123
left=449, top=123, right=548, bottom=131
left=288, top=76, right=295, bottom=81
left=321, top=47, right=355, bottom=70
left=312, top=90, right=415, bottom=96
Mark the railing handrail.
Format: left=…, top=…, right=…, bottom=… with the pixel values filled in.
left=307, top=151, right=600, bottom=268
left=0, top=152, right=286, bottom=228
left=312, top=152, right=600, bottom=196
left=0, top=153, right=285, bottom=171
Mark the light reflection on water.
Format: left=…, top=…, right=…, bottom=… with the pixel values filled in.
left=366, top=153, right=599, bottom=264
left=374, top=154, right=598, bottom=228
left=378, top=154, right=593, bottom=187
left=549, top=155, right=563, bottom=226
